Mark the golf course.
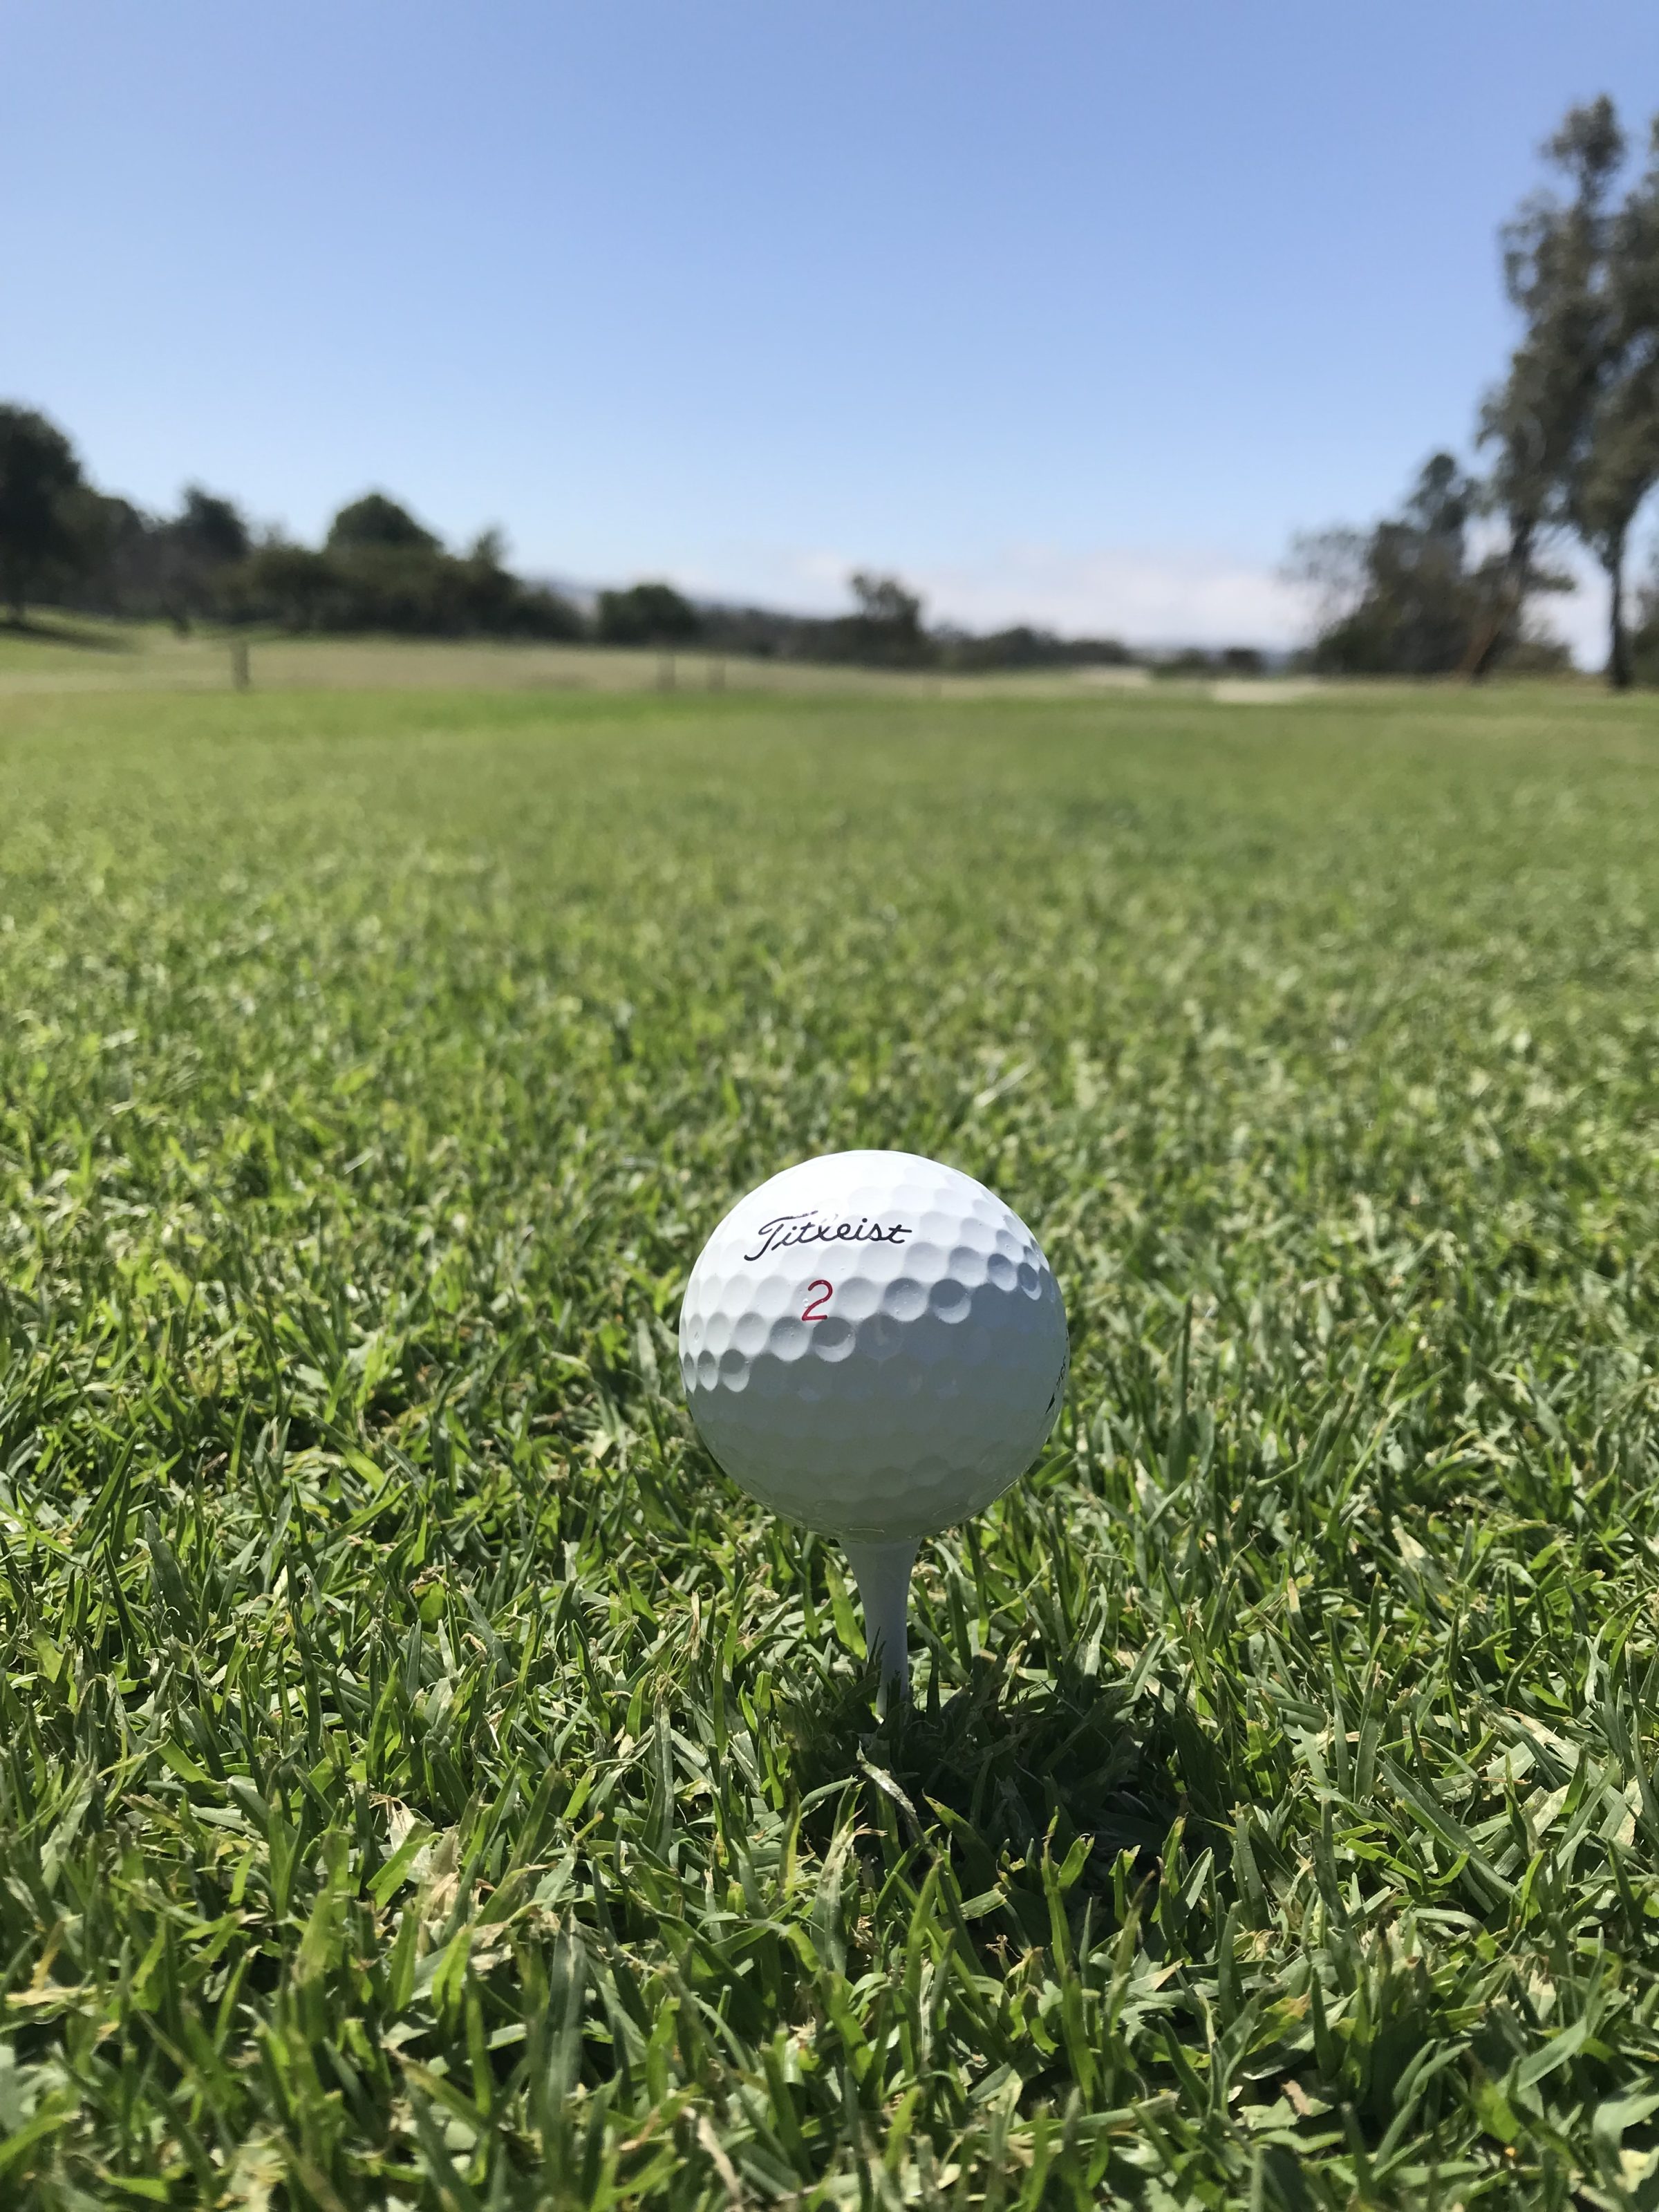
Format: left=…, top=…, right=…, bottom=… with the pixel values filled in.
left=2, top=652, right=1658, bottom=2206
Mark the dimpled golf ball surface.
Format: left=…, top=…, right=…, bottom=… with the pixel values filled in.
left=679, top=1150, right=1068, bottom=1543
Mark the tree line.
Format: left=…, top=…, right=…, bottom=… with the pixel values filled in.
left=1292, top=96, right=1659, bottom=686
left=0, top=415, right=1142, bottom=673
left=0, top=431, right=591, bottom=643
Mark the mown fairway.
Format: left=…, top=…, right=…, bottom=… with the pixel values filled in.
left=2, top=675, right=1658, bottom=2209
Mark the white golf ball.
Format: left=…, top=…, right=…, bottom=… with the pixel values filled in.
left=678, top=1150, right=1069, bottom=1544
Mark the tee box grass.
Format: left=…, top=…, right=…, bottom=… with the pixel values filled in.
left=1, top=673, right=1657, bottom=2206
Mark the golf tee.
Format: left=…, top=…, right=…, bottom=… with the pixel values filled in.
left=843, top=1537, right=917, bottom=1714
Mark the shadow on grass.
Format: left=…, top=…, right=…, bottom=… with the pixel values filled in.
left=777, top=1649, right=1217, bottom=1913
left=1, top=614, right=136, bottom=651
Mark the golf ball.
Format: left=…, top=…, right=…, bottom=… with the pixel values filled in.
left=678, top=1150, right=1068, bottom=1544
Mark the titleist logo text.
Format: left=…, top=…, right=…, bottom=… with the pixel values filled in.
left=742, top=1212, right=912, bottom=1263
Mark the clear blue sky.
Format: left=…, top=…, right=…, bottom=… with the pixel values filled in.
left=4, top=1, right=1655, bottom=653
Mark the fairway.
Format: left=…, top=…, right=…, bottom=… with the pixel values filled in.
left=3, top=676, right=1658, bottom=2207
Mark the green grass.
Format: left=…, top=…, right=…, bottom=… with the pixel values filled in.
left=0, top=619, right=1101, bottom=700
left=1, top=677, right=1657, bottom=2209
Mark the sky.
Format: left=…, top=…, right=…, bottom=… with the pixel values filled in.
left=3, top=2, right=1656, bottom=657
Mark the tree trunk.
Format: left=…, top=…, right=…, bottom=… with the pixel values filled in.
left=1463, top=516, right=1532, bottom=681
left=1607, top=536, right=1631, bottom=690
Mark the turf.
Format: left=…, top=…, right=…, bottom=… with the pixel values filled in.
left=0, top=624, right=988, bottom=700
left=1, top=677, right=1658, bottom=2209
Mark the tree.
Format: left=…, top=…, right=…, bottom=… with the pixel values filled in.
left=937, top=622, right=1132, bottom=672
left=1575, top=375, right=1659, bottom=689
left=1631, top=547, right=1659, bottom=682
left=64, top=493, right=156, bottom=616
left=850, top=572, right=925, bottom=655
left=1286, top=454, right=1566, bottom=676
left=1283, top=526, right=1369, bottom=639
left=316, top=494, right=453, bottom=635
left=0, top=404, right=86, bottom=621
left=173, top=486, right=250, bottom=568
left=1574, top=118, right=1659, bottom=688
left=834, top=571, right=931, bottom=665
left=229, top=541, right=337, bottom=630
left=1472, top=99, right=1626, bottom=677
left=447, top=529, right=583, bottom=639
left=326, top=493, right=440, bottom=554
left=227, top=523, right=584, bottom=641
left=595, top=581, right=701, bottom=646
left=153, top=486, right=253, bottom=630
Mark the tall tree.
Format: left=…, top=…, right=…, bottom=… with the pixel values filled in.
left=0, top=404, right=86, bottom=622
left=1471, top=99, right=1624, bottom=678
left=1575, top=118, right=1659, bottom=688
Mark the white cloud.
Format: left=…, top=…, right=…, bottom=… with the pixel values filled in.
left=652, top=535, right=1622, bottom=665
left=673, top=540, right=1313, bottom=650
left=910, top=545, right=1309, bottom=649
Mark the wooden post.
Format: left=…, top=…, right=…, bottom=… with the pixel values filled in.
left=230, top=639, right=251, bottom=691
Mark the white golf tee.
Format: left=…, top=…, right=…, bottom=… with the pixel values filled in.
left=843, top=1537, right=917, bottom=1714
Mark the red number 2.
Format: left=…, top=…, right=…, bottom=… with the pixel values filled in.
left=801, top=1280, right=833, bottom=1322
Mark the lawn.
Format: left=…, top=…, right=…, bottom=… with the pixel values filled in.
left=1, top=672, right=1657, bottom=2209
